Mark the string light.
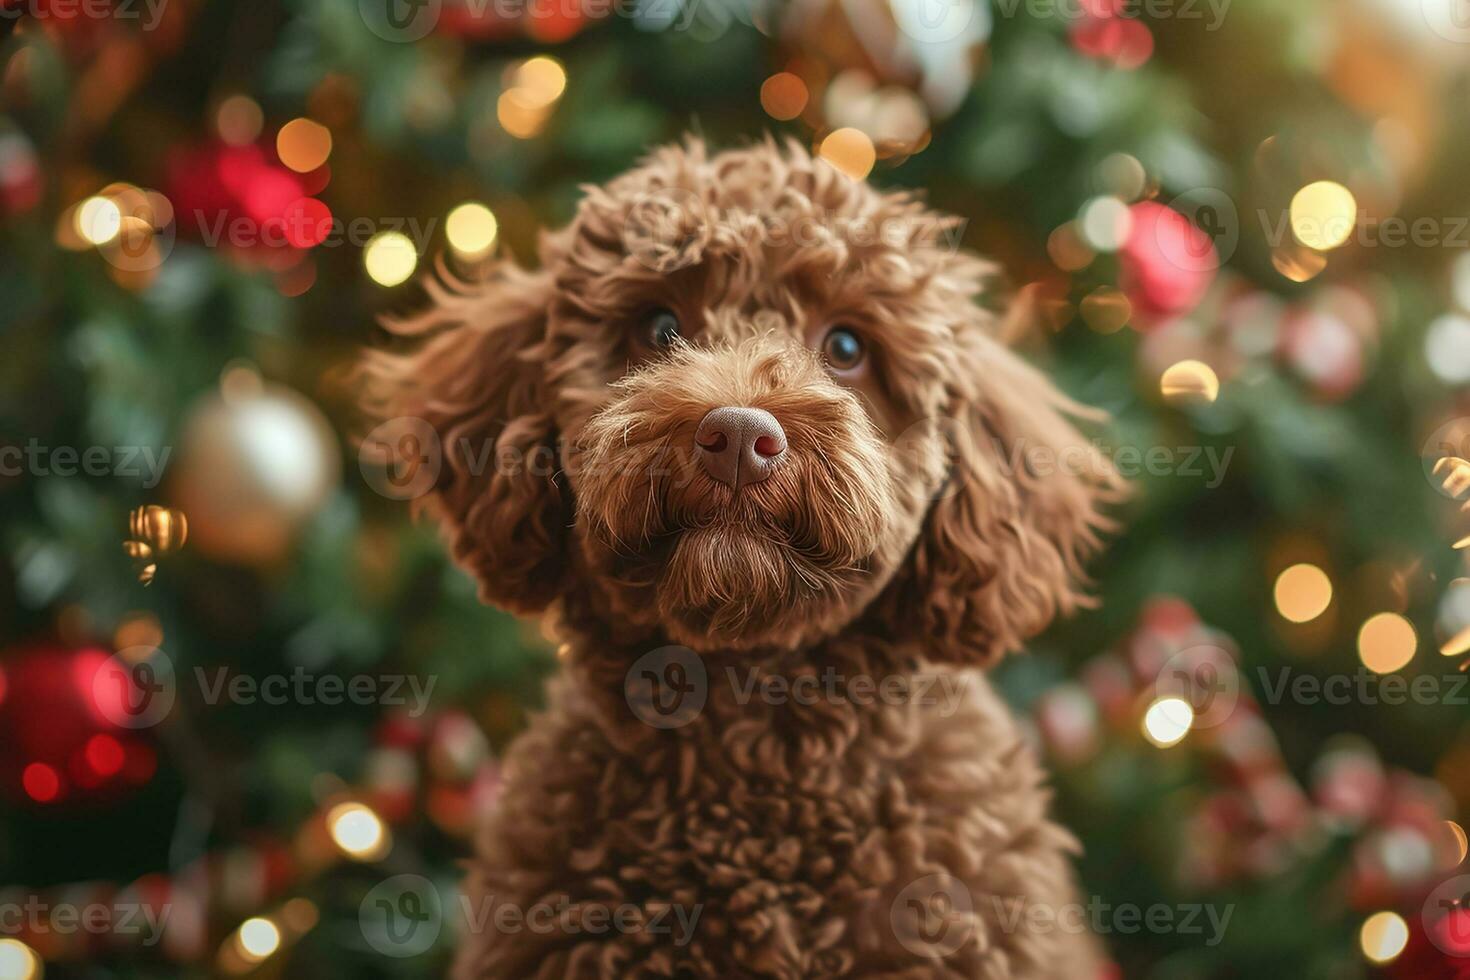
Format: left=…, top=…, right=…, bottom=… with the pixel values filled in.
left=818, top=128, right=876, bottom=181
left=0, top=939, right=39, bottom=980
left=1443, top=625, right=1470, bottom=658
left=363, top=231, right=418, bottom=287
left=445, top=202, right=498, bottom=262
left=1142, top=696, right=1194, bottom=747
left=1160, top=360, right=1220, bottom=404
left=276, top=118, right=332, bottom=173
left=1359, top=911, right=1409, bottom=964
left=235, top=917, right=281, bottom=962
left=75, top=196, right=122, bottom=246
left=1290, top=181, right=1357, bottom=251
left=1359, top=613, right=1417, bottom=674
left=1274, top=564, right=1333, bottom=623
left=327, top=801, right=390, bottom=860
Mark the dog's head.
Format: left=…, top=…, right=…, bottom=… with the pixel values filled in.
left=361, top=139, right=1122, bottom=662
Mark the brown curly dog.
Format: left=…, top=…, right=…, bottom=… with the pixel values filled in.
left=360, top=138, right=1124, bottom=979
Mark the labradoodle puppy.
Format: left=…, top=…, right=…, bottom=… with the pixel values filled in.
left=360, top=139, right=1124, bottom=979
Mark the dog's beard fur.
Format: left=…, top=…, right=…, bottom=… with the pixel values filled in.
left=572, top=341, right=901, bottom=651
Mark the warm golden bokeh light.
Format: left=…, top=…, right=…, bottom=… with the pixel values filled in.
left=1358, top=612, right=1417, bottom=674
left=0, top=939, right=39, bottom=980
left=276, top=118, right=333, bottom=173
left=446, top=202, right=498, bottom=261
left=1290, top=181, right=1357, bottom=251
left=1160, top=359, right=1220, bottom=405
left=1274, top=564, right=1333, bottom=623
left=760, top=72, right=809, bottom=121
left=236, top=917, right=281, bottom=961
left=497, top=90, right=550, bottom=139
left=1142, top=696, right=1194, bottom=748
left=1359, top=911, right=1408, bottom=965
left=818, top=128, right=876, bottom=181
left=512, top=56, right=567, bottom=109
left=327, top=801, right=389, bottom=860
left=363, top=231, right=418, bottom=287
left=76, top=196, right=122, bottom=246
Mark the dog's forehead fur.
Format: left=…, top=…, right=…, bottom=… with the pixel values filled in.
left=538, top=140, right=986, bottom=428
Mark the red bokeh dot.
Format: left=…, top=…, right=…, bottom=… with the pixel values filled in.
left=282, top=197, right=332, bottom=249
left=22, top=762, right=61, bottom=803
left=85, top=733, right=126, bottom=777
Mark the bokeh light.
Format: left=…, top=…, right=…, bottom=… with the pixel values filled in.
left=1359, top=911, right=1408, bottom=964
left=760, top=72, right=809, bottom=121
left=363, top=231, right=418, bottom=287
left=1358, top=612, right=1417, bottom=674
left=1290, top=181, right=1357, bottom=251
left=327, top=801, right=389, bottom=860
left=236, top=917, right=281, bottom=961
left=276, top=118, right=332, bottom=173
left=217, top=95, right=263, bottom=146
left=818, top=128, right=876, bottom=180
left=446, top=202, right=498, bottom=262
left=0, top=939, right=39, bottom=980
left=1079, top=196, right=1132, bottom=251
left=1274, top=564, right=1333, bottom=623
left=1142, top=696, right=1194, bottom=747
left=75, top=196, right=121, bottom=246
left=1160, top=359, right=1220, bottom=404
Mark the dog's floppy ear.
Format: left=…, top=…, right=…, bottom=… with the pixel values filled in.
left=359, top=261, right=568, bottom=614
left=897, top=286, right=1126, bottom=667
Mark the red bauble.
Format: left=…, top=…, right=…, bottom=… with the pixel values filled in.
left=165, top=140, right=330, bottom=266
left=1121, top=202, right=1218, bottom=326
left=0, top=641, right=157, bottom=807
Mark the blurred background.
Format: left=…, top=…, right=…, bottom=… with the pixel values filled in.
left=3, top=0, right=1470, bottom=976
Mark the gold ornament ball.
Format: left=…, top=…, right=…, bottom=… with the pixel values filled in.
left=169, top=384, right=341, bottom=566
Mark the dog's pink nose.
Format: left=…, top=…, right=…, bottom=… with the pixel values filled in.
left=695, top=406, right=786, bottom=489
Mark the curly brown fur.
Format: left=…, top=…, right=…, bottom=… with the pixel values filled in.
left=359, top=138, right=1125, bottom=978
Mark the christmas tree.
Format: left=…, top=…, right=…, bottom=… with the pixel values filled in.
left=2, top=0, right=1470, bottom=976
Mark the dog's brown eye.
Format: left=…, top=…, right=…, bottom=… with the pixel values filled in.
left=643, top=308, right=681, bottom=349
left=822, top=327, right=865, bottom=371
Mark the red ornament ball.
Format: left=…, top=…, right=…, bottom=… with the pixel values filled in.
left=1121, top=202, right=1218, bottom=326
left=0, top=641, right=158, bottom=807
